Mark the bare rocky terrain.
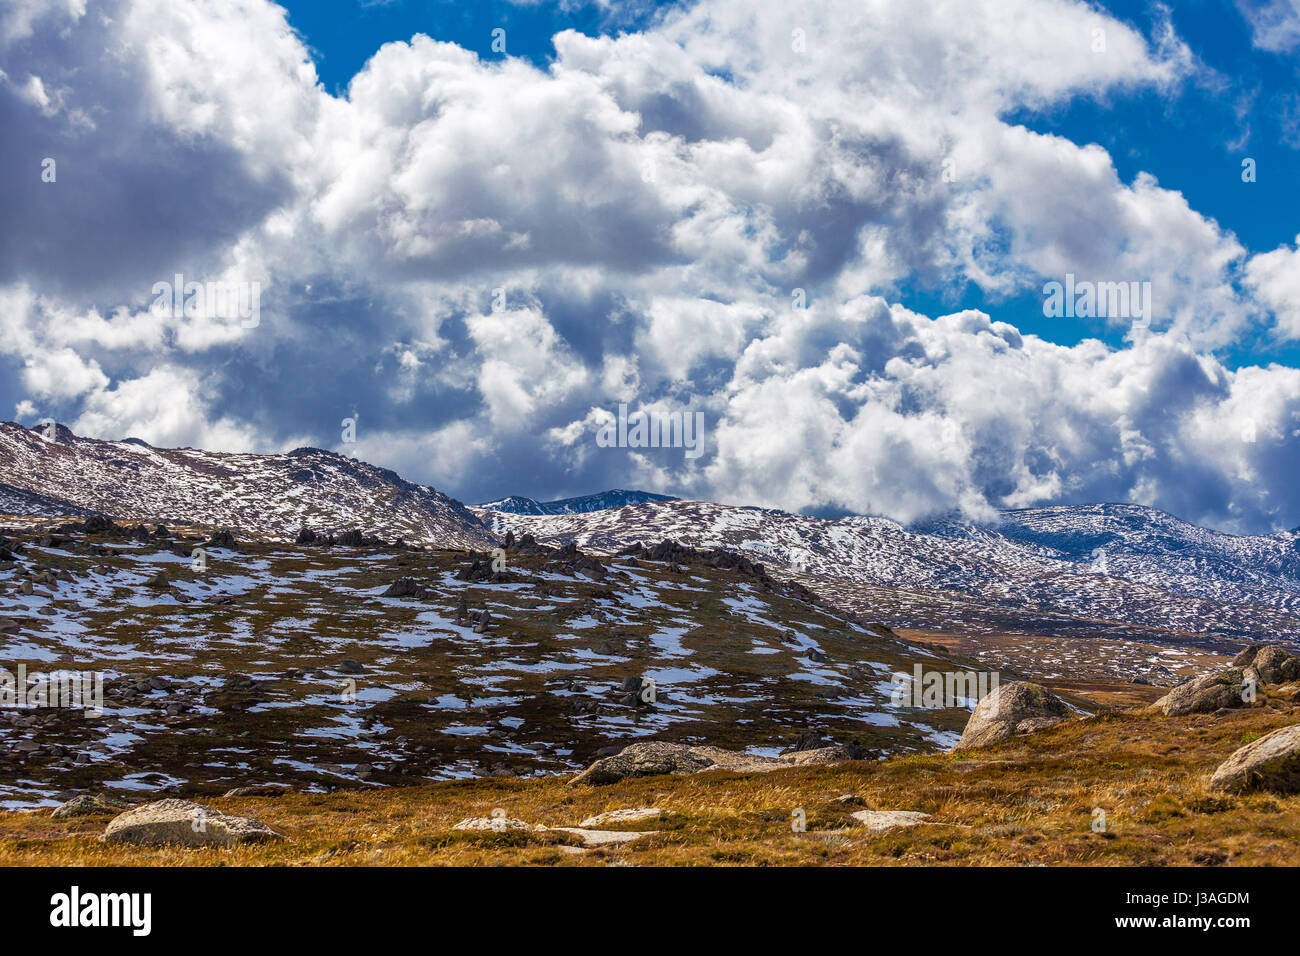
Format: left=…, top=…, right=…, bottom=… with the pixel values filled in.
left=0, top=517, right=994, bottom=809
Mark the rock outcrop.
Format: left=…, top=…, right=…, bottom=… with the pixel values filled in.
left=570, top=740, right=857, bottom=785
left=101, top=798, right=287, bottom=847
left=953, top=682, right=1070, bottom=750
left=381, top=577, right=426, bottom=598
left=570, top=742, right=720, bottom=785
left=1208, top=724, right=1300, bottom=794
left=784, top=744, right=867, bottom=765
left=1151, top=669, right=1248, bottom=717
left=1233, top=645, right=1300, bottom=685
left=1147, top=647, right=1300, bottom=716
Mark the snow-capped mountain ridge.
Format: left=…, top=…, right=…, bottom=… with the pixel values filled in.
left=3, top=422, right=1296, bottom=644
left=472, top=499, right=1300, bottom=645
left=0, top=422, right=494, bottom=548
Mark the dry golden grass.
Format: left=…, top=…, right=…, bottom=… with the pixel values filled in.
left=2, top=695, right=1298, bottom=867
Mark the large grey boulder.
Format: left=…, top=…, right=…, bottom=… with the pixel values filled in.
left=452, top=815, right=541, bottom=832
left=577, top=807, right=664, bottom=828
left=850, top=810, right=932, bottom=831
left=953, top=682, right=1069, bottom=750
left=571, top=742, right=733, bottom=785
left=570, top=740, right=854, bottom=785
left=101, top=798, right=287, bottom=847
left=1152, top=668, right=1248, bottom=716
left=782, top=744, right=862, bottom=766
left=1208, top=724, right=1300, bottom=794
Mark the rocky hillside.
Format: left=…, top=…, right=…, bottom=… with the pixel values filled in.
left=0, top=422, right=494, bottom=549
left=0, top=481, right=97, bottom=519
left=0, top=520, right=1007, bottom=809
left=475, top=499, right=1300, bottom=650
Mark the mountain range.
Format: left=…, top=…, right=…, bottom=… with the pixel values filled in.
left=2, top=421, right=1295, bottom=650
left=476, top=499, right=1300, bottom=648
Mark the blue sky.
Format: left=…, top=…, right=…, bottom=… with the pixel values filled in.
left=4, top=0, right=1300, bottom=532
left=283, top=0, right=665, bottom=94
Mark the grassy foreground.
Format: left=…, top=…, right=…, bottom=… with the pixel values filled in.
left=2, top=696, right=1298, bottom=867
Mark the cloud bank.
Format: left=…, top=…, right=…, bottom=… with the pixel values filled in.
left=3, top=0, right=1299, bottom=533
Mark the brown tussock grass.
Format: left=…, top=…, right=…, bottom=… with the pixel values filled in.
left=2, top=697, right=1298, bottom=867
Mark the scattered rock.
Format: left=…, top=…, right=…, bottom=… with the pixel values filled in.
left=223, top=783, right=293, bottom=798
left=101, top=799, right=287, bottom=847
left=382, top=577, right=423, bottom=598
left=1273, top=681, right=1300, bottom=702
left=51, top=793, right=131, bottom=818
left=1208, top=724, right=1300, bottom=794
left=452, top=816, right=541, bottom=832
left=577, top=807, right=664, bottom=828
left=338, top=658, right=363, bottom=675
left=81, top=515, right=118, bottom=535
left=143, top=570, right=170, bottom=590
left=205, top=529, right=238, bottom=550
left=850, top=810, right=932, bottom=831
left=953, top=681, right=1070, bottom=749
left=549, top=827, right=657, bottom=846
left=786, top=730, right=826, bottom=752
left=618, top=675, right=655, bottom=707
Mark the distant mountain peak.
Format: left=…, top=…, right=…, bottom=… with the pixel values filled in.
left=7, top=420, right=77, bottom=444
left=0, top=424, right=493, bottom=548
